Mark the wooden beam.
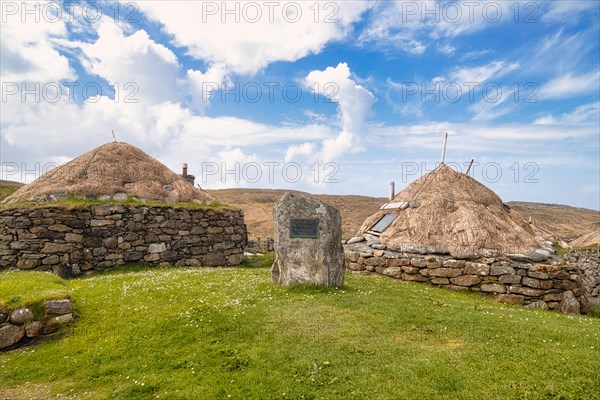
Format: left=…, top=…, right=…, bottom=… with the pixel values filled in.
left=440, top=132, right=448, bottom=164
left=466, top=159, right=474, bottom=175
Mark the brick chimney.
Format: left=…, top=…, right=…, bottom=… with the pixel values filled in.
left=180, top=163, right=195, bottom=186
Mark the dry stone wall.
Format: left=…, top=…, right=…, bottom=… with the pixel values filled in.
left=0, top=298, right=74, bottom=350
left=568, top=249, right=600, bottom=307
left=0, top=205, right=247, bottom=275
left=345, top=240, right=587, bottom=315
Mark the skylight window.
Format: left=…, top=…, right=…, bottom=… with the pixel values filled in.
left=370, top=214, right=397, bottom=234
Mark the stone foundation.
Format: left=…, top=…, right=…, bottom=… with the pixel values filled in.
left=0, top=205, right=247, bottom=275
left=345, top=241, right=587, bottom=314
left=0, top=299, right=74, bottom=350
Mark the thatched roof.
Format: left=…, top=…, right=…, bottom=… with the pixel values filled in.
left=570, top=228, right=600, bottom=248
left=358, top=164, right=547, bottom=259
left=4, top=142, right=215, bottom=204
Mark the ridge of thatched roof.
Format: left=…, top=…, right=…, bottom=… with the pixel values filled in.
left=4, top=142, right=215, bottom=204
left=570, top=227, right=600, bottom=248
left=358, top=164, right=546, bottom=258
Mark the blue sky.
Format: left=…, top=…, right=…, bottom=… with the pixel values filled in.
left=1, top=0, right=599, bottom=209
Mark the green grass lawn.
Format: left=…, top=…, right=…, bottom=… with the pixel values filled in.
left=0, top=271, right=70, bottom=313
left=1, top=257, right=599, bottom=400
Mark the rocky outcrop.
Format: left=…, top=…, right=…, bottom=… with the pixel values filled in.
left=1, top=298, right=74, bottom=351
left=272, top=193, right=344, bottom=287
left=0, top=205, right=247, bottom=274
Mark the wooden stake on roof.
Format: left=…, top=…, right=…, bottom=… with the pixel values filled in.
left=111, top=130, right=117, bottom=142
left=466, top=159, right=475, bottom=175
left=440, top=132, right=448, bottom=164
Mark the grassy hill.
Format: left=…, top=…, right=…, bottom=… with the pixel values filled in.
left=0, top=181, right=23, bottom=202
left=209, top=189, right=599, bottom=241
left=1, top=260, right=599, bottom=400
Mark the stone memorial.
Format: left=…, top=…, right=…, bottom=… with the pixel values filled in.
left=271, top=192, right=344, bottom=287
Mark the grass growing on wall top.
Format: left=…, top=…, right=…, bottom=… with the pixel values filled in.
left=0, top=257, right=599, bottom=400
left=0, top=195, right=231, bottom=211
left=0, top=271, right=70, bottom=311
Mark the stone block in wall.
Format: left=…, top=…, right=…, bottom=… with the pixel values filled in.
left=509, top=286, right=545, bottom=297
left=42, top=243, right=74, bottom=254
left=464, top=262, right=489, bottom=276
left=495, top=294, right=525, bottom=305
left=17, top=258, right=40, bottom=270
left=44, top=300, right=72, bottom=315
left=579, top=295, right=590, bottom=315
left=0, top=324, right=24, bottom=349
left=365, top=257, right=385, bottom=267
left=559, top=291, right=580, bottom=315
left=145, top=253, right=160, bottom=262
left=382, top=267, right=402, bottom=279
left=345, top=251, right=359, bottom=263
left=386, top=258, right=411, bottom=268
left=548, top=270, right=569, bottom=280
left=490, top=265, right=515, bottom=275
left=524, top=300, right=548, bottom=310
left=203, top=253, right=225, bottom=267
left=522, top=277, right=542, bottom=289
left=10, top=308, right=34, bottom=325
left=499, top=274, right=521, bottom=284
left=25, top=321, right=43, bottom=338
left=401, top=266, right=420, bottom=274
left=528, top=270, right=549, bottom=279
left=65, top=233, right=83, bottom=243
left=162, top=251, right=181, bottom=263
left=543, top=293, right=563, bottom=302
left=124, top=251, right=144, bottom=262
left=402, top=273, right=428, bottom=282
left=442, top=259, right=465, bottom=268
left=43, top=314, right=74, bottom=335
left=348, top=262, right=364, bottom=271
left=428, top=268, right=462, bottom=278
left=410, top=258, right=427, bottom=267
left=148, top=243, right=167, bottom=254
left=450, top=275, right=481, bottom=286
left=480, top=283, right=506, bottom=293
left=430, top=277, right=449, bottom=285
left=562, top=279, right=579, bottom=291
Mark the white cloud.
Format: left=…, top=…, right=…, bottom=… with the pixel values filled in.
left=359, top=1, right=515, bottom=53
left=370, top=121, right=599, bottom=154
left=0, top=2, right=74, bottom=82
left=136, top=1, right=371, bottom=75
left=542, top=0, right=600, bottom=23
left=285, top=143, right=316, bottom=163
left=438, top=44, right=456, bottom=55
left=534, top=102, right=600, bottom=126
left=186, top=64, right=229, bottom=112
left=286, top=63, right=376, bottom=162
left=78, top=19, right=181, bottom=104
left=449, top=61, right=519, bottom=85
left=468, top=84, right=519, bottom=122
left=539, top=71, right=600, bottom=99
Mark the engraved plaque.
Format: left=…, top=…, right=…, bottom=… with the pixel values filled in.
left=289, top=219, right=319, bottom=239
